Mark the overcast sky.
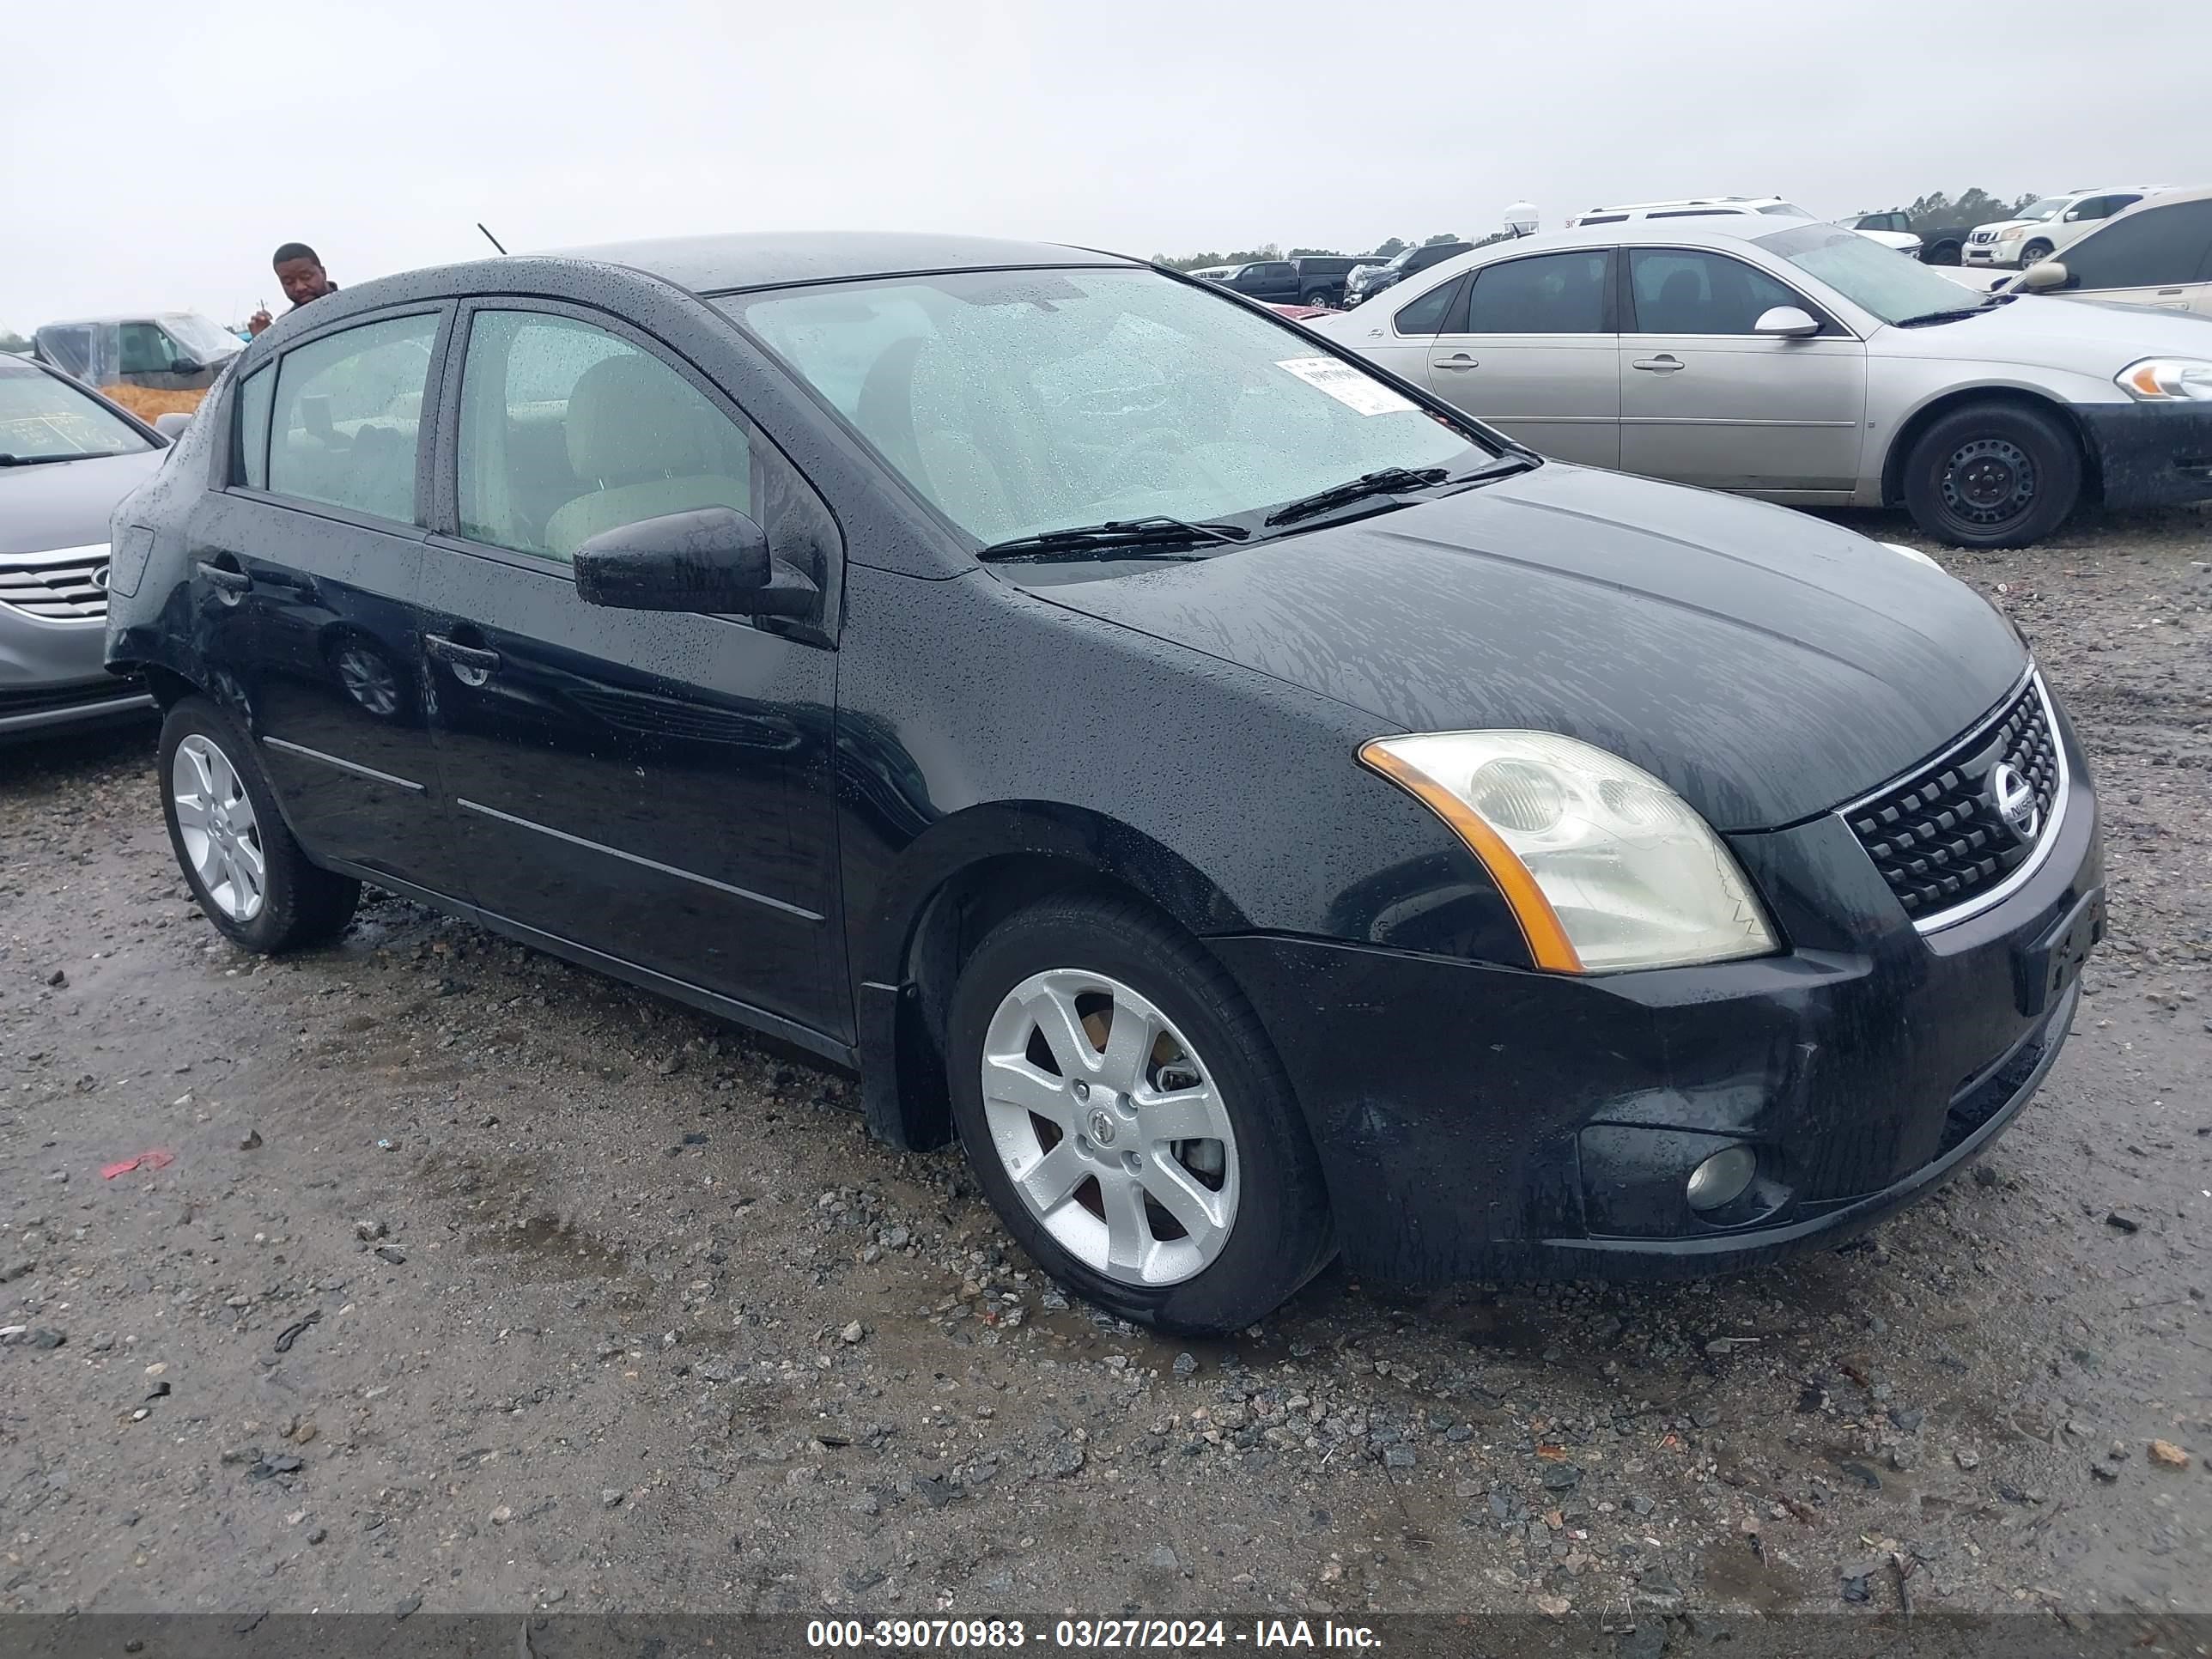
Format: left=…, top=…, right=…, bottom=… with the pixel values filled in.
left=3, top=0, right=2204, bottom=332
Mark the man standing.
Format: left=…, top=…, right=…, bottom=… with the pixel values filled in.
left=246, top=244, right=337, bottom=337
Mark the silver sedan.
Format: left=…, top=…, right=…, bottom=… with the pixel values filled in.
left=1308, top=216, right=2212, bottom=547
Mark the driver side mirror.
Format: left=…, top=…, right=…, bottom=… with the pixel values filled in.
left=1752, top=306, right=1821, bottom=338
left=153, top=411, right=195, bottom=441
left=167, top=358, right=204, bottom=376
left=574, top=506, right=817, bottom=617
left=2016, top=260, right=2069, bottom=293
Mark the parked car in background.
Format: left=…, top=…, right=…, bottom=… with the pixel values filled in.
left=1343, top=240, right=1474, bottom=306
left=32, top=313, right=243, bottom=392
left=1210, top=256, right=1371, bottom=307
left=2009, top=187, right=2212, bottom=318
left=1264, top=302, right=1341, bottom=322
left=1310, top=215, right=2212, bottom=547
left=105, top=232, right=2102, bottom=1332
left=1964, top=188, right=2160, bottom=269
left=1853, top=210, right=1973, bottom=266
left=1568, top=198, right=1922, bottom=257
left=1, top=354, right=164, bottom=740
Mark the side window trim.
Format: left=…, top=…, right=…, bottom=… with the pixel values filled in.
left=1620, top=247, right=1843, bottom=337
left=228, top=362, right=275, bottom=490
left=231, top=302, right=455, bottom=533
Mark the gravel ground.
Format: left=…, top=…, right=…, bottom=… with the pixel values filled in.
left=3, top=504, right=2209, bottom=1622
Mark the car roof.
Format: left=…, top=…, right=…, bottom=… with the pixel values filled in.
left=1462, top=216, right=1826, bottom=256
left=1582, top=196, right=1781, bottom=214
left=531, top=231, right=1139, bottom=294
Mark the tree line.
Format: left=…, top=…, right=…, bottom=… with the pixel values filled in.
left=1154, top=189, right=2045, bottom=270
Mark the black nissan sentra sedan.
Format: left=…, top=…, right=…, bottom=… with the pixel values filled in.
left=106, top=233, right=2103, bottom=1334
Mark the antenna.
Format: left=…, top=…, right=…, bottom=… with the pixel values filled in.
left=477, top=223, right=508, bottom=256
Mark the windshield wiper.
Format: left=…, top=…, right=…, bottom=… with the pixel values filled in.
left=1262, top=458, right=1534, bottom=528
left=975, top=516, right=1250, bottom=564
left=0, top=451, right=113, bottom=466
left=1894, top=304, right=1996, bottom=327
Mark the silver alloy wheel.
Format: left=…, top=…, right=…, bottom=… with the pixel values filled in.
left=979, top=969, right=1240, bottom=1287
left=172, top=734, right=267, bottom=922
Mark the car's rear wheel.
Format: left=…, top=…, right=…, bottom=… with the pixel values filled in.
left=1901, top=402, right=2082, bottom=549
left=945, top=895, right=1334, bottom=1334
left=160, top=696, right=361, bottom=953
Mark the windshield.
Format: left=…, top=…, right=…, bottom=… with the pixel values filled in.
left=2017, top=198, right=2064, bottom=222
left=0, top=363, right=153, bottom=459
left=161, top=312, right=243, bottom=360
left=1754, top=224, right=1990, bottom=325
left=721, top=267, right=1497, bottom=551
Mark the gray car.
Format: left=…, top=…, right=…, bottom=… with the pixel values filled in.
left=1311, top=216, right=2212, bottom=547
left=2, top=356, right=166, bottom=741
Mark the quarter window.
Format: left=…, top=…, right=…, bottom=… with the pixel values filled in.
left=266, top=313, right=440, bottom=523
left=1455, top=252, right=1609, bottom=334
left=233, top=365, right=274, bottom=489
left=458, top=311, right=754, bottom=564
left=1628, top=249, right=1808, bottom=334
left=1394, top=276, right=1465, bottom=336
left=2061, top=201, right=2212, bottom=290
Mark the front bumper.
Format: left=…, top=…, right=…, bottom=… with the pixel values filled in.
left=1962, top=243, right=2017, bottom=266
left=2075, top=402, right=2212, bottom=509
left=1208, top=698, right=2103, bottom=1285
left=2, top=609, right=155, bottom=742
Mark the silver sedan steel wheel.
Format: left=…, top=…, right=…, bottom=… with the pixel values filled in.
left=172, top=734, right=266, bottom=922
left=980, top=969, right=1240, bottom=1287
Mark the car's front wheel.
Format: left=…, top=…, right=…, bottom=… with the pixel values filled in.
left=2020, top=239, right=2054, bottom=267
left=1923, top=239, right=1962, bottom=265
left=945, top=895, right=1334, bottom=1334
left=1900, top=401, right=2082, bottom=549
left=159, top=696, right=361, bottom=953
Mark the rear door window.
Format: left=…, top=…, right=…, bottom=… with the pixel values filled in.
left=1456, top=251, right=1610, bottom=333
left=1626, top=249, right=1808, bottom=334
left=267, top=313, right=441, bottom=522
left=2062, top=202, right=2212, bottom=289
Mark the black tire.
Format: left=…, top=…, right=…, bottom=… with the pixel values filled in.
left=1924, top=240, right=1962, bottom=266
left=945, top=894, right=1335, bottom=1334
left=2020, top=240, right=2054, bottom=267
left=159, top=696, right=361, bottom=953
left=1899, top=401, right=2082, bottom=549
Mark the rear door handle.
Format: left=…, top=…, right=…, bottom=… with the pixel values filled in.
left=1433, top=354, right=1480, bottom=371
left=1632, top=356, right=1684, bottom=373
left=195, top=560, right=252, bottom=597
left=423, top=633, right=501, bottom=687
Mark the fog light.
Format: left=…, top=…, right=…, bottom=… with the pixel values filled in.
left=1686, top=1146, right=1758, bottom=1212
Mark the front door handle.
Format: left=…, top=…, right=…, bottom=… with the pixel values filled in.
left=423, top=633, right=501, bottom=688
left=195, top=560, right=252, bottom=597
left=1433, top=354, right=1480, bottom=371
left=1632, top=356, right=1685, bottom=373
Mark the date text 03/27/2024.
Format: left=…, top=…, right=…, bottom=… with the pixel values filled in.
left=805, top=1620, right=1382, bottom=1650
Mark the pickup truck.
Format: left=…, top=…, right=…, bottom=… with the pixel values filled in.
left=1210, top=256, right=1376, bottom=307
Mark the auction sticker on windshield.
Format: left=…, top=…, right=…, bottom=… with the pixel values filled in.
left=1273, top=356, right=1416, bottom=416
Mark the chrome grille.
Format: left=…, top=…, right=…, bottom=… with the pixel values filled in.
left=0, top=543, right=111, bottom=620
left=1844, top=676, right=2063, bottom=926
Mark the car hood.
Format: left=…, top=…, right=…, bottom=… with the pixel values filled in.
left=1022, top=464, right=2027, bottom=833
left=1870, top=292, right=2212, bottom=371
left=0, top=447, right=167, bottom=555
left=1976, top=219, right=2034, bottom=236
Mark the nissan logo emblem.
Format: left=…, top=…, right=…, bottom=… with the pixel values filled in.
left=1990, top=762, right=2040, bottom=843
left=91, top=563, right=112, bottom=592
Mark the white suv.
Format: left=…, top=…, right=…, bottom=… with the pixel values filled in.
left=1963, top=187, right=2162, bottom=268
left=1565, top=196, right=1922, bottom=255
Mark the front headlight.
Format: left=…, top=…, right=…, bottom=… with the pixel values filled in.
left=2116, top=358, right=2212, bottom=403
left=1359, top=732, right=1778, bottom=973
